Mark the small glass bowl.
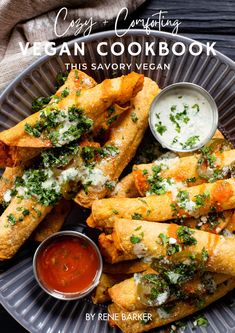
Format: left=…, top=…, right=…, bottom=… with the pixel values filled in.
left=33, top=231, right=103, bottom=300
left=149, top=82, right=218, bottom=152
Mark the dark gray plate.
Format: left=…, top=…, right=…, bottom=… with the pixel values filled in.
left=0, top=30, right=235, bottom=333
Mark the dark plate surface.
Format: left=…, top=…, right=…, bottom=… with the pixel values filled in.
left=0, top=30, right=235, bottom=333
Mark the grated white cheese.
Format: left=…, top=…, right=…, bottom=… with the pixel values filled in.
left=3, top=190, right=12, bottom=203
left=197, top=215, right=208, bottom=227
left=142, top=256, right=154, bottom=263
left=154, top=154, right=179, bottom=170
left=59, top=167, right=79, bottom=183
left=57, top=120, right=78, bottom=146
left=169, top=237, right=177, bottom=244
left=133, top=243, right=148, bottom=258
left=133, top=273, right=142, bottom=284
left=17, top=186, right=27, bottom=197
left=114, top=139, right=122, bottom=146
left=184, top=200, right=196, bottom=212
left=85, top=167, right=109, bottom=189
left=156, top=291, right=169, bottom=305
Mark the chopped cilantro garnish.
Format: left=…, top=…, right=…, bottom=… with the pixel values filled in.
left=107, top=106, right=115, bottom=115
left=192, top=103, right=200, bottom=113
left=7, top=213, right=17, bottom=225
left=55, top=72, right=68, bottom=87
left=14, top=169, right=61, bottom=206
left=201, top=247, right=209, bottom=261
left=100, top=144, right=119, bottom=157
left=22, top=209, right=30, bottom=216
left=33, top=207, right=42, bottom=217
left=81, top=146, right=95, bottom=164
left=176, top=190, right=189, bottom=209
left=175, top=108, right=190, bottom=124
left=25, top=106, right=93, bottom=147
left=155, top=122, right=167, bottom=135
left=167, top=243, right=182, bottom=256
left=107, top=115, right=119, bottom=126
left=159, top=233, right=169, bottom=246
left=158, top=233, right=182, bottom=256
left=132, top=213, right=143, bottom=220
left=81, top=144, right=119, bottom=165
left=194, top=191, right=210, bottom=208
left=24, top=123, right=41, bottom=137
left=199, top=146, right=216, bottom=168
left=41, top=143, right=79, bottom=168
left=105, top=181, right=115, bottom=190
left=176, top=226, right=197, bottom=246
left=130, top=235, right=142, bottom=244
left=169, top=114, right=181, bottom=133
left=142, top=169, right=148, bottom=175
left=61, top=88, right=70, bottom=98
left=74, top=70, right=79, bottom=80
left=135, top=225, right=142, bottom=231
left=131, top=112, right=138, bottom=123
left=146, top=165, right=169, bottom=196
left=171, top=136, right=178, bottom=145
left=32, top=96, right=51, bottom=112
left=181, top=135, right=200, bottom=149
left=193, top=315, right=208, bottom=328
left=186, top=177, right=196, bottom=184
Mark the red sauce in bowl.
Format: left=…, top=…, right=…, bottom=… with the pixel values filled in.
left=36, top=235, right=100, bottom=294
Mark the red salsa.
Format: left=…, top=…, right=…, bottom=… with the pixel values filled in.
left=36, top=236, right=99, bottom=294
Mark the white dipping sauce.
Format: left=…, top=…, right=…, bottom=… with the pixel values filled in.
left=151, top=88, right=214, bottom=151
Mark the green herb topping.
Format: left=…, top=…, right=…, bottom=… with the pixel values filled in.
left=24, top=106, right=93, bottom=147
left=61, top=87, right=70, bottom=98
left=130, top=235, right=142, bottom=244
left=32, top=96, right=51, bottom=112
left=181, top=135, right=200, bottom=149
left=155, top=122, right=167, bottom=135
left=176, top=226, right=197, bottom=246
left=131, top=112, right=138, bottom=123
left=7, top=213, right=17, bottom=225
left=132, top=213, right=143, bottom=220
left=55, top=72, right=68, bottom=87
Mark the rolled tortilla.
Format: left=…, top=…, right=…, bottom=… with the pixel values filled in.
left=86, top=172, right=139, bottom=231
left=103, top=260, right=148, bottom=275
left=98, top=233, right=135, bottom=263
left=0, top=70, right=97, bottom=167
left=133, top=149, right=235, bottom=197
left=108, top=278, right=235, bottom=333
left=108, top=269, right=229, bottom=311
left=0, top=166, right=23, bottom=203
left=184, top=210, right=234, bottom=234
left=100, top=219, right=235, bottom=277
left=54, top=69, right=96, bottom=98
left=0, top=196, right=52, bottom=260
left=225, top=211, right=235, bottom=234
left=90, top=178, right=235, bottom=229
left=0, top=72, right=143, bottom=149
left=74, top=77, right=160, bottom=208
left=109, top=173, right=139, bottom=198
left=0, top=139, right=99, bottom=260
left=32, top=199, right=72, bottom=242
left=92, top=273, right=129, bottom=304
